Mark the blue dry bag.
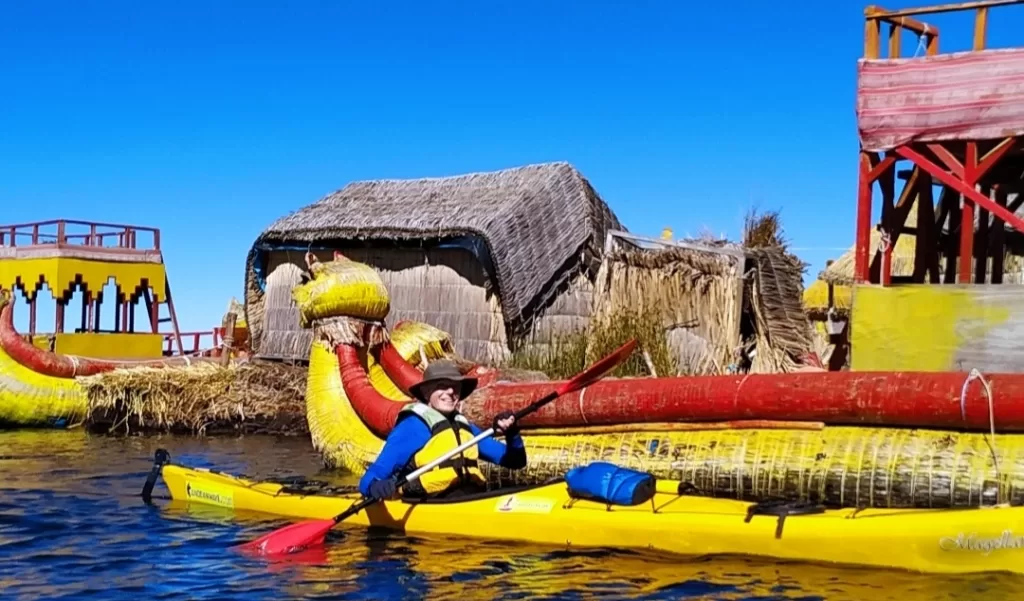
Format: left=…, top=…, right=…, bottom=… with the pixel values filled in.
left=564, top=461, right=657, bottom=506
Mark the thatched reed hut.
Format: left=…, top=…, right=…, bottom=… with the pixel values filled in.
left=245, top=162, right=623, bottom=364
left=593, top=230, right=813, bottom=375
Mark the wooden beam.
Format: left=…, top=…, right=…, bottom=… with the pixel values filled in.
left=926, top=143, right=964, bottom=178
left=867, top=1, right=1022, bottom=20
left=976, top=138, right=1017, bottom=181
left=897, top=145, right=1024, bottom=233
left=992, top=185, right=1007, bottom=283
left=865, top=14, right=881, bottom=58
left=960, top=143, right=979, bottom=282
left=871, top=166, right=918, bottom=282
left=865, top=5, right=939, bottom=37
left=941, top=186, right=961, bottom=283
left=856, top=153, right=876, bottom=282
left=914, top=172, right=941, bottom=283
left=889, top=22, right=902, bottom=57
left=975, top=6, right=989, bottom=50
left=975, top=186, right=990, bottom=283
left=868, top=154, right=897, bottom=181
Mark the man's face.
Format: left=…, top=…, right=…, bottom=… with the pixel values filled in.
left=426, top=380, right=460, bottom=414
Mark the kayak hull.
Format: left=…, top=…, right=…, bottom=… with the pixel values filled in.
left=161, top=462, right=1024, bottom=575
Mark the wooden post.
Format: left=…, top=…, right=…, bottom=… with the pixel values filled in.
left=55, top=300, right=65, bottom=334
left=28, top=294, right=37, bottom=336
left=80, top=292, right=89, bottom=332
left=855, top=156, right=874, bottom=282
left=220, top=312, right=236, bottom=366
left=992, top=185, right=1007, bottom=283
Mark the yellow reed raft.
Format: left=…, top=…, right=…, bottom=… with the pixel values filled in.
left=0, top=333, right=86, bottom=427
left=307, top=327, right=1024, bottom=509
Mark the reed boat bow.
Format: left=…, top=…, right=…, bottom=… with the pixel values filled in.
left=0, top=290, right=217, bottom=427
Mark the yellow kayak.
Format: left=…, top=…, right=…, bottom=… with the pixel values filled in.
left=154, top=456, right=1024, bottom=575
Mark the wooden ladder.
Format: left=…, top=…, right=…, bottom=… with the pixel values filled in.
left=141, top=278, right=185, bottom=356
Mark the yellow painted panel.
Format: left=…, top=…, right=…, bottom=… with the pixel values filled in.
left=0, top=257, right=166, bottom=301
left=850, top=284, right=1019, bottom=371
left=53, top=333, right=165, bottom=359
left=29, top=335, right=52, bottom=351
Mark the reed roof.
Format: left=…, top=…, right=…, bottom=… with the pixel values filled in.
left=802, top=279, right=853, bottom=314
left=246, top=162, right=622, bottom=351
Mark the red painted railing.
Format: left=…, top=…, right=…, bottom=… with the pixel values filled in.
left=164, top=330, right=217, bottom=356
left=0, top=219, right=161, bottom=251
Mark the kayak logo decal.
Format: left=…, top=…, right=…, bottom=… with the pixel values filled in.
left=939, top=531, right=1024, bottom=555
left=495, top=495, right=553, bottom=514
left=185, top=480, right=235, bottom=508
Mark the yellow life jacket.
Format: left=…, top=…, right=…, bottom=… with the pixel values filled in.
left=398, top=403, right=487, bottom=497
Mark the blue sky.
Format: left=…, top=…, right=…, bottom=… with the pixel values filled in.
left=3, top=1, right=1024, bottom=334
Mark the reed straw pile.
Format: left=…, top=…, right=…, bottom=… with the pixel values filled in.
left=81, top=360, right=308, bottom=435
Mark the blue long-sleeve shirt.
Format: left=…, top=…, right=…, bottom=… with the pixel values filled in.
left=358, top=415, right=526, bottom=496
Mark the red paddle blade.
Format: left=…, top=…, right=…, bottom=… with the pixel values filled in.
left=557, top=338, right=638, bottom=396
left=232, top=518, right=335, bottom=556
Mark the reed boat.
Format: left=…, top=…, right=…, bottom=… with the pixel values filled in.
left=0, top=218, right=229, bottom=427
left=0, top=290, right=215, bottom=427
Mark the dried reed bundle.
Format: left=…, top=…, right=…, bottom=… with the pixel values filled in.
left=590, top=246, right=742, bottom=375
left=81, top=360, right=308, bottom=435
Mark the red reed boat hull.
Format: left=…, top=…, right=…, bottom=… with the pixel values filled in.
left=372, top=340, right=1024, bottom=433
left=0, top=292, right=212, bottom=378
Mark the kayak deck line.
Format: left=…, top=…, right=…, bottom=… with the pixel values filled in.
left=145, top=450, right=1024, bottom=575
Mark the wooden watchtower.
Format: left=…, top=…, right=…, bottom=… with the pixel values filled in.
left=856, top=0, right=1024, bottom=286
left=847, top=1, right=1024, bottom=371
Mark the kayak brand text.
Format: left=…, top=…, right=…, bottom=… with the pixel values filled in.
left=185, top=481, right=235, bottom=508
left=939, top=530, right=1024, bottom=555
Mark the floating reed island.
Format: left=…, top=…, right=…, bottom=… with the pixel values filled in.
left=80, top=359, right=308, bottom=436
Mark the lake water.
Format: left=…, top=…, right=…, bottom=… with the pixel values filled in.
left=1, top=429, right=1022, bottom=600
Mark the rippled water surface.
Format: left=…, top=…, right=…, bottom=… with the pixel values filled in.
left=2, top=430, right=1024, bottom=600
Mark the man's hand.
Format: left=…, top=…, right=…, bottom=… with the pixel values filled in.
left=492, top=410, right=520, bottom=437
left=367, top=476, right=398, bottom=501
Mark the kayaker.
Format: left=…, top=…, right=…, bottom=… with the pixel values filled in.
left=358, top=359, right=526, bottom=501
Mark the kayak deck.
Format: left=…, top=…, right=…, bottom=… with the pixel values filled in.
left=158, top=460, right=1024, bottom=575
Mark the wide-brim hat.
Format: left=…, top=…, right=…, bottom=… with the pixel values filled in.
left=408, top=359, right=478, bottom=402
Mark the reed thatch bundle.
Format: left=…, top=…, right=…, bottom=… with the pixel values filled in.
left=252, top=262, right=309, bottom=361
left=746, top=247, right=813, bottom=373
left=81, top=360, right=308, bottom=435
left=338, top=245, right=511, bottom=364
